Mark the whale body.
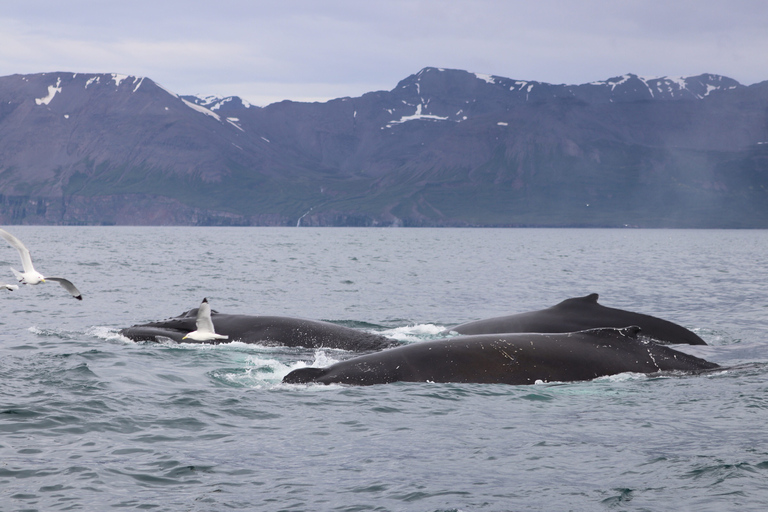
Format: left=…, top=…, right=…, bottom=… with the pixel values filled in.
left=283, top=326, right=719, bottom=386
left=120, top=308, right=398, bottom=351
left=444, top=294, right=707, bottom=345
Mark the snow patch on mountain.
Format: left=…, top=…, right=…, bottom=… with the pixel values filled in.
left=475, top=73, right=496, bottom=84
left=189, top=95, right=254, bottom=111
left=35, top=77, right=62, bottom=105
left=586, top=73, right=740, bottom=100
left=226, top=118, right=244, bottom=131
left=111, top=74, right=128, bottom=87
left=386, top=103, right=449, bottom=127
left=590, top=74, right=632, bottom=90
left=182, top=98, right=221, bottom=121
left=154, top=81, right=180, bottom=99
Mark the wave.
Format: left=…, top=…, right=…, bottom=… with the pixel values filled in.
left=28, top=325, right=83, bottom=340
left=378, top=323, right=449, bottom=343
left=208, top=349, right=344, bottom=389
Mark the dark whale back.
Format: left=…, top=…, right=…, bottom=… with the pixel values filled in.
left=447, top=293, right=707, bottom=345
left=283, top=326, right=719, bottom=386
left=120, top=309, right=398, bottom=351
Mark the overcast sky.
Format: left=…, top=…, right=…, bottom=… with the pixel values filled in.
left=2, top=0, right=766, bottom=105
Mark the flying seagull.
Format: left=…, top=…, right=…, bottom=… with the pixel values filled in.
left=1, top=282, right=19, bottom=291
left=0, top=227, right=83, bottom=300
left=182, top=298, right=229, bottom=342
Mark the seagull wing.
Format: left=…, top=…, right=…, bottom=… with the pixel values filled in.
left=46, top=277, right=83, bottom=300
left=196, top=299, right=216, bottom=333
left=0, top=228, right=36, bottom=273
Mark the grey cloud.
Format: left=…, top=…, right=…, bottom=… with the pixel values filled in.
left=1, top=0, right=767, bottom=105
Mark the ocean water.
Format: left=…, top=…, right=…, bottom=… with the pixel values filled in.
left=1, top=226, right=768, bottom=512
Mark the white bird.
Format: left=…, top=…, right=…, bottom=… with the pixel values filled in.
left=0, top=227, right=83, bottom=300
left=182, top=298, right=228, bottom=342
left=1, top=282, right=19, bottom=291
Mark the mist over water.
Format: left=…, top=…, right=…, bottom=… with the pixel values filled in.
left=2, top=227, right=768, bottom=511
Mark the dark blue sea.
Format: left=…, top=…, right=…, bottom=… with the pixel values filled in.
left=1, top=227, right=768, bottom=511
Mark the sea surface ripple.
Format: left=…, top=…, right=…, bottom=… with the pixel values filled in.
left=1, top=227, right=768, bottom=511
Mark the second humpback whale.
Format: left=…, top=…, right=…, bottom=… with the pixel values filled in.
left=120, top=307, right=398, bottom=351
left=283, top=326, right=719, bottom=386
left=444, top=293, right=707, bottom=345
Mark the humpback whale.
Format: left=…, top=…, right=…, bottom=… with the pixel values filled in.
left=444, top=294, right=706, bottom=345
left=120, top=307, right=398, bottom=351
left=283, top=326, right=719, bottom=386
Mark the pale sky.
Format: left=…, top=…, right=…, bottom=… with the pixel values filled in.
left=2, top=0, right=766, bottom=105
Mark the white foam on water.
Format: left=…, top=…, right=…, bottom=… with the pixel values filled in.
left=594, top=372, right=648, bottom=383
left=87, top=325, right=134, bottom=343
left=217, top=349, right=344, bottom=389
left=28, top=325, right=79, bottom=340
left=379, top=323, right=447, bottom=343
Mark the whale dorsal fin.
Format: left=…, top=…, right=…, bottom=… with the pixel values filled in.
left=556, top=293, right=600, bottom=307
left=181, top=307, right=219, bottom=318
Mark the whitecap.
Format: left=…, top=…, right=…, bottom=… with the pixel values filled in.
left=211, top=349, right=344, bottom=389
left=87, top=326, right=135, bottom=343
left=594, top=372, right=649, bottom=383
left=379, top=323, right=447, bottom=343
left=28, top=325, right=79, bottom=340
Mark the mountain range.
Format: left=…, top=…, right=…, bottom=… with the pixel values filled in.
left=0, top=67, right=766, bottom=227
